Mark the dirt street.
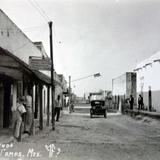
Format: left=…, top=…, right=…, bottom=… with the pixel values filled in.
left=1, top=104, right=160, bottom=160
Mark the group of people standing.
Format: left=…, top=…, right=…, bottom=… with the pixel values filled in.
left=128, top=94, right=144, bottom=110
left=12, top=94, right=63, bottom=142
left=12, top=93, right=33, bottom=142
left=12, top=93, right=73, bottom=142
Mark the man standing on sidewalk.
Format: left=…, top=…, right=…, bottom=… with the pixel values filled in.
left=54, top=95, right=62, bottom=122
left=138, top=94, right=143, bottom=110
left=129, top=95, right=134, bottom=110
left=24, top=93, right=33, bottom=135
left=12, top=98, right=26, bottom=142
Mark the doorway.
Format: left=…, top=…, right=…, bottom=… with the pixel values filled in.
left=3, top=82, right=11, bottom=128
left=0, top=75, right=12, bottom=128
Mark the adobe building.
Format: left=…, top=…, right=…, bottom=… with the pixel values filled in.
left=112, top=72, right=137, bottom=110
left=134, top=51, right=160, bottom=112
left=0, top=9, right=66, bottom=132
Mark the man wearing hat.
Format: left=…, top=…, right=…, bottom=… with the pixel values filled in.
left=12, top=97, right=26, bottom=142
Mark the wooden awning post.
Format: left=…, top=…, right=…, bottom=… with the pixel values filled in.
left=30, top=83, right=35, bottom=135
left=39, top=84, right=43, bottom=130
left=34, top=84, right=38, bottom=119
left=46, top=85, right=50, bottom=126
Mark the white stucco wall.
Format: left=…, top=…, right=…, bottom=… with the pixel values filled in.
left=136, top=51, right=160, bottom=92
left=0, top=9, right=43, bottom=65
left=135, top=51, right=160, bottom=111
left=112, top=74, right=126, bottom=96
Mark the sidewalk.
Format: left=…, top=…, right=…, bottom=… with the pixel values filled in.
left=0, top=128, right=29, bottom=144
left=0, top=111, right=67, bottom=144
left=0, top=128, right=12, bottom=144
left=126, top=109, right=160, bottom=119
left=0, top=118, right=47, bottom=144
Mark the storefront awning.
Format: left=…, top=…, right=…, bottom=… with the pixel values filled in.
left=0, top=47, right=51, bottom=85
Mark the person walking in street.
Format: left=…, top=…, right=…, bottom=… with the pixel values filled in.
left=69, top=100, right=74, bottom=113
left=23, top=93, right=33, bottom=135
left=129, top=95, right=134, bottom=110
left=12, top=97, right=26, bottom=142
left=138, top=94, right=143, bottom=110
left=54, top=95, right=62, bottom=122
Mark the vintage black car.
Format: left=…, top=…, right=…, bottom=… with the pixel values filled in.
left=90, top=100, right=107, bottom=118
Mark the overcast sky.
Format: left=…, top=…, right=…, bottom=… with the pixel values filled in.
left=1, top=0, right=160, bottom=96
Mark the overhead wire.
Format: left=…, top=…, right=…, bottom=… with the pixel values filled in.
left=4, top=0, right=51, bottom=56
left=31, top=0, right=51, bottom=22
left=27, top=0, right=62, bottom=60
left=26, top=0, right=62, bottom=49
left=27, top=0, right=50, bottom=22
left=3, top=0, right=61, bottom=59
left=25, top=0, right=53, bottom=57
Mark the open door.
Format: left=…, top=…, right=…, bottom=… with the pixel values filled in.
left=0, top=75, right=12, bottom=129
left=3, top=82, right=11, bottom=128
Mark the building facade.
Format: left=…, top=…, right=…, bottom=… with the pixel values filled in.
left=0, top=9, right=66, bottom=132
left=134, top=51, right=160, bottom=112
left=112, top=72, right=137, bottom=110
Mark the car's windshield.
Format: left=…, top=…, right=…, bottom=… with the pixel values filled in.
left=90, top=95, right=104, bottom=101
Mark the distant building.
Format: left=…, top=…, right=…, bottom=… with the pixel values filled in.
left=84, top=92, right=90, bottom=100
left=112, top=72, right=137, bottom=109
left=134, top=51, right=160, bottom=111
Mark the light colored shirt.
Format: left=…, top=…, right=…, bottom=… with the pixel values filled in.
left=17, top=103, right=26, bottom=114
left=26, top=95, right=32, bottom=107
left=56, top=100, right=62, bottom=108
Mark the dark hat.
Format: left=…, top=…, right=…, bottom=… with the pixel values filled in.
left=19, top=96, right=25, bottom=102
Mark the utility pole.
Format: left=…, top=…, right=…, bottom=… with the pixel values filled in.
left=49, top=21, right=55, bottom=130
left=69, top=76, right=71, bottom=102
